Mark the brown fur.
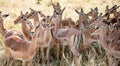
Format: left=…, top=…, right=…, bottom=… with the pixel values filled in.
left=14, top=11, right=32, bottom=40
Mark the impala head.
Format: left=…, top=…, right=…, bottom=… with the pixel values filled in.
left=41, top=16, right=51, bottom=25
left=87, top=7, right=98, bottom=19
left=89, top=13, right=105, bottom=29
left=52, top=2, right=61, bottom=14
left=91, top=22, right=108, bottom=36
left=27, top=8, right=42, bottom=19
left=75, top=8, right=84, bottom=15
left=105, top=5, right=119, bottom=17
left=14, top=11, right=28, bottom=24
left=52, top=2, right=65, bottom=15
left=75, top=8, right=85, bottom=19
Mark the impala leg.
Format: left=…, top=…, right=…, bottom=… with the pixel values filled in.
left=46, top=46, right=50, bottom=66
left=62, top=45, right=69, bottom=64
left=62, top=46, right=65, bottom=59
left=70, top=45, right=80, bottom=66
left=22, top=60, right=26, bottom=66
left=56, top=44, right=59, bottom=61
left=5, top=47, right=10, bottom=66
left=106, top=51, right=114, bottom=66
left=28, top=60, right=32, bottom=66
left=108, top=56, right=113, bottom=66
left=13, top=59, right=18, bottom=66
left=41, top=47, right=45, bottom=66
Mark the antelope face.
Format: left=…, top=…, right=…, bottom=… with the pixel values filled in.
left=41, top=16, right=51, bottom=25
left=52, top=3, right=61, bottom=15
left=87, top=7, right=98, bottom=18
left=14, top=11, right=28, bottom=24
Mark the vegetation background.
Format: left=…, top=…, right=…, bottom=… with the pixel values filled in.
left=0, top=0, right=120, bottom=66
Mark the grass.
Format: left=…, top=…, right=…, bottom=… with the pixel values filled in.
left=0, top=0, right=120, bottom=66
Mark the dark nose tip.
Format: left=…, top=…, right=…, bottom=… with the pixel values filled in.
left=30, top=32, right=35, bottom=35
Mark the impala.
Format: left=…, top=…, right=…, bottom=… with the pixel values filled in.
left=4, top=22, right=39, bottom=66
left=14, top=11, right=32, bottom=40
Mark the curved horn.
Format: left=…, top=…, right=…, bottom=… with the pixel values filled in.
left=75, top=9, right=80, bottom=14
left=95, top=7, right=98, bottom=12
left=29, top=8, right=35, bottom=11
left=38, top=11, right=45, bottom=17
left=91, top=8, right=94, bottom=11
left=80, top=8, right=83, bottom=13
left=60, top=7, right=66, bottom=15
left=106, top=5, right=109, bottom=10
left=52, top=3, right=55, bottom=7
left=57, top=2, right=60, bottom=6
left=21, top=10, right=23, bottom=15
left=0, top=11, right=1, bottom=17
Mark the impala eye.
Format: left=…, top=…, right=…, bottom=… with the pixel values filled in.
left=24, top=19, right=26, bottom=21
left=32, top=12, right=34, bottom=14
left=21, top=16, right=23, bottom=18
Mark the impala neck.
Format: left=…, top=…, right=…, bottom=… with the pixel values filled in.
left=99, top=27, right=108, bottom=50
left=0, top=18, right=6, bottom=36
left=21, top=22, right=32, bottom=40
left=28, top=29, right=39, bottom=55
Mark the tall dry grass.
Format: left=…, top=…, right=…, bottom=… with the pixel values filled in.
left=0, top=0, right=120, bottom=66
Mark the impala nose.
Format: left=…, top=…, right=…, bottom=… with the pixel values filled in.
left=30, top=31, right=34, bottom=35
